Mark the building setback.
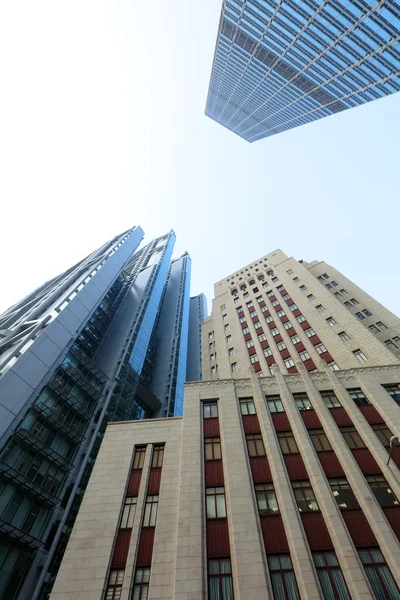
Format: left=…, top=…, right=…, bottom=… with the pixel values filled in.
left=206, top=1, right=400, bottom=142
left=0, top=226, right=197, bottom=600
left=186, top=293, right=208, bottom=382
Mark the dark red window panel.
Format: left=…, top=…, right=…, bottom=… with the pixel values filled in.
left=242, top=414, right=261, bottom=434
left=300, top=321, right=311, bottom=330
left=241, top=321, right=248, bottom=329
left=266, top=355, right=276, bottom=367
left=244, top=333, right=252, bottom=342
left=274, top=304, right=282, bottom=312
left=283, top=455, right=308, bottom=480
left=287, top=366, right=298, bottom=374
left=253, top=361, right=262, bottom=372
left=279, top=289, right=287, bottom=296
left=147, top=468, right=162, bottom=494
left=237, top=310, right=244, bottom=317
left=300, top=410, right=322, bottom=429
left=263, top=310, right=271, bottom=317
left=206, top=519, right=230, bottom=557
left=342, top=510, right=377, bottom=547
left=280, top=349, right=291, bottom=360
left=292, top=309, right=301, bottom=318
left=248, top=347, right=257, bottom=356
left=250, top=456, right=273, bottom=483
left=352, top=449, right=381, bottom=475
left=261, top=515, right=289, bottom=554
left=256, top=327, right=264, bottom=335
left=383, top=506, right=400, bottom=541
left=111, top=529, right=132, bottom=568
left=286, top=299, right=294, bottom=306
left=274, top=335, right=283, bottom=344
left=304, top=359, right=317, bottom=372
left=267, top=321, right=276, bottom=330
left=205, top=460, right=224, bottom=486
left=136, top=528, right=155, bottom=566
left=259, top=301, right=266, bottom=308
left=330, top=408, right=353, bottom=427
left=319, top=351, right=334, bottom=363
left=261, top=340, right=270, bottom=350
left=204, top=418, right=220, bottom=437
left=359, top=405, right=384, bottom=425
left=296, top=342, right=306, bottom=352
left=281, top=316, right=289, bottom=324
left=127, top=470, right=142, bottom=496
left=252, top=316, right=259, bottom=324
left=270, top=295, right=277, bottom=302
left=309, top=335, right=321, bottom=345
left=301, top=513, right=333, bottom=550
left=318, top=452, right=345, bottom=477
left=285, top=327, right=296, bottom=335
left=271, top=412, right=291, bottom=431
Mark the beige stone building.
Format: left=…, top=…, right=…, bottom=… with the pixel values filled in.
left=51, top=251, right=400, bottom=600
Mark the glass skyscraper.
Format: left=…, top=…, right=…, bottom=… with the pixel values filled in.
left=0, top=226, right=197, bottom=600
left=206, top=0, right=400, bottom=141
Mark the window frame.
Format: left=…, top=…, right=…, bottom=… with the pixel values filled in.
left=152, top=445, right=164, bottom=468
left=266, top=395, right=284, bottom=413
left=205, top=437, right=222, bottom=461
left=106, top=569, right=125, bottom=600
left=329, top=478, right=359, bottom=509
left=292, top=480, right=319, bottom=512
left=133, top=447, right=146, bottom=469
left=310, top=429, right=332, bottom=452
left=143, top=495, right=159, bottom=527
left=132, top=567, right=150, bottom=600
left=340, top=426, right=366, bottom=450
left=314, top=552, right=350, bottom=600
left=246, top=433, right=266, bottom=457
left=366, top=475, right=399, bottom=507
left=240, top=398, right=256, bottom=415
left=277, top=431, right=299, bottom=455
left=208, top=559, right=233, bottom=600
left=203, top=402, right=218, bottom=419
left=255, top=483, right=280, bottom=515
left=320, top=390, right=341, bottom=408
left=120, top=497, right=137, bottom=528
left=347, top=388, right=370, bottom=407
left=358, top=548, right=400, bottom=599
left=268, top=555, right=299, bottom=600
left=206, top=487, right=227, bottom=519
left=293, top=393, right=312, bottom=411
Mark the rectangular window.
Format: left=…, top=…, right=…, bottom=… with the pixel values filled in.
left=283, top=321, right=292, bottom=330
left=231, top=363, right=237, bottom=373
left=271, top=328, right=279, bottom=336
left=268, top=555, right=299, bottom=600
left=347, top=388, right=370, bottom=407
left=229, top=348, right=234, bottom=357
left=326, top=317, right=336, bottom=326
left=120, top=497, right=137, bottom=528
left=132, top=567, right=150, bottom=600
left=106, top=569, right=124, bottom=600
left=261, top=305, right=269, bottom=313
left=300, top=285, right=307, bottom=291
left=222, top=314, right=228, bottom=321
left=204, top=402, right=218, bottom=419
left=283, top=294, right=291, bottom=301
left=331, top=281, right=338, bottom=287
left=240, top=398, right=256, bottom=415
left=338, top=331, right=350, bottom=341
left=272, top=300, right=279, bottom=307
left=209, top=342, right=214, bottom=349
left=355, top=312, right=365, bottom=320
left=246, top=339, right=254, bottom=348
left=258, top=333, right=267, bottom=342
left=234, top=297, right=239, bottom=305
left=307, top=294, right=316, bottom=301
left=262, top=282, right=269, bottom=289
left=239, top=316, right=246, bottom=323
left=329, top=478, right=359, bottom=509
left=293, top=393, right=312, bottom=411
left=246, top=301, right=253, bottom=309
left=328, top=361, right=340, bottom=371
left=267, top=290, right=274, bottom=297
left=143, top=495, right=158, bottom=527
left=242, top=327, right=250, bottom=335
left=353, top=349, right=367, bottom=362
left=224, top=324, right=230, bottom=331
left=236, top=306, right=243, bottom=314
left=316, top=304, right=325, bottom=312
left=206, top=487, right=226, bottom=519
left=284, top=358, right=295, bottom=369
left=226, top=335, right=232, bottom=343
left=256, top=296, right=263, bottom=303
left=246, top=434, right=266, bottom=457
left=277, top=310, right=286, bottom=318
left=292, top=481, right=319, bottom=512
left=211, top=366, right=216, bottom=374
left=250, top=310, right=257, bottom=318
left=310, top=429, right=332, bottom=452
left=299, top=350, right=310, bottom=362
left=366, top=475, right=399, bottom=507
left=208, top=559, right=233, bottom=600
left=383, top=384, right=400, bottom=405
left=334, top=292, right=342, bottom=298
left=209, top=331, right=214, bottom=339
left=296, top=315, right=305, bottom=323
left=359, top=548, right=400, bottom=599
left=376, top=321, right=388, bottom=329
left=385, top=340, right=398, bottom=350
left=255, top=483, right=279, bottom=515
left=254, top=322, right=262, bottom=330
left=205, top=438, right=222, bottom=460
left=320, top=390, right=341, bottom=408
left=293, top=277, right=300, bottom=283
left=152, top=445, right=164, bottom=468
left=277, top=341, right=287, bottom=351
left=362, top=309, right=372, bottom=317
left=326, top=283, right=332, bottom=289
left=210, top=353, right=215, bottom=361
left=350, top=298, right=359, bottom=305
left=250, top=354, right=258, bottom=364
left=277, top=285, right=285, bottom=292
left=272, top=277, right=279, bottom=283
left=314, top=552, right=350, bottom=600
left=289, top=304, right=298, bottom=312
left=305, top=328, right=315, bottom=338
left=278, top=431, right=299, bottom=455
left=265, top=315, right=274, bottom=323
left=263, top=347, right=273, bottom=357
left=340, top=288, right=347, bottom=294
left=315, top=343, right=327, bottom=355
left=372, top=424, right=392, bottom=448
left=340, top=426, right=365, bottom=449
left=344, top=301, right=352, bottom=308
left=266, top=395, right=284, bottom=413
left=133, top=447, right=146, bottom=469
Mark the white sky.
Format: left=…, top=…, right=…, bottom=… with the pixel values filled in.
left=1, top=1, right=399, bottom=317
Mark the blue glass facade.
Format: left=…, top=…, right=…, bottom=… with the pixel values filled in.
left=206, top=0, right=400, bottom=141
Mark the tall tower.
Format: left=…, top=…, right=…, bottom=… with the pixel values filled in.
left=206, top=1, right=400, bottom=141
left=0, top=227, right=196, bottom=600
left=186, top=293, right=207, bottom=382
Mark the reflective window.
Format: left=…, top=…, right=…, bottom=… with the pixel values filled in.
left=208, top=559, right=233, bottom=600
left=358, top=549, right=400, bottom=600
left=329, top=478, right=359, bottom=509
left=204, top=402, right=218, bottom=419
left=314, top=553, right=350, bottom=600
left=206, top=487, right=226, bottom=519
left=310, top=429, right=332, bottom=452
left=366, top=475, right=399, bottom=507
left=240, top=398, right=256, bottom=415
left=143, top=495, right=158, bottom=527
left=255, top=483, right=279, bottom=515
left=320, top=391, right=341, bottom=408
left=292, top=481, right=319, bottom=512
left=132, top=567, right=150, bottom=600
left=246, top=434, right=266, bottom=457
left=205, top=438, right=222, bottom=461
left=268, top=555, right=300, bottom=600
left=278, top=432, right=299, bottom=455
left=120, top=497, right=137, bottom=528
left=267, top=395, right=284, bottom=413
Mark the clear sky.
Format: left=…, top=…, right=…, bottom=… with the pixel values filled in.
left=1, top=0, right=399, bottom=317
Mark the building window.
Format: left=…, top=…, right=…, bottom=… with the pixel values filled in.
left=277, top=310, right=286, bottom=318
left=265, top=315, right=274, bottom=324
left=320, top=390, right=341, bottom=408
left=278, top=431, right=299, bottom=455
left=234, top=297, right=239, bottom=305
left=314, top=553, right=350, bottom=600
left=289, top=304, right=298, bottom=312
left=246, top=301, right=254, bottom=309
left=282, top=321, right=291, bottom=331
left=299, top=350, right=311, bottom=362
left=246, top=340, right=254, bottom=348
left=326, top=317, right=337, bottom=326
left=255, top=483, right=279, bottom=515
left=222, top=314, right=228, bottom=321
left=376, top=321, right=388, bottom=329
left=263, top=347, right=273, bottom=357
left=272, top=300, right=279, bottom=307
left=205, top=438, right=222, bottom=460
left=272, top=277, right=279, bottom=283
left=243, top=292, right=250, bottom=299
left=211, top=366, right=216, bottom=374
left=340, top=288, right=347, bottom=294
left=372, top=424, right=392, bottom=448
left=206, top=487, right=226, bottom=519
left=293, top=393, right=312, bottom=411
left=120, top=497, right=137, bottom=529
left=253, top=287, right=259, bottom=293
left=271, top=328, right=279, bottom=336
left=382, top=384, right=400, bottom=405
left=292, top=481, right=319, bottom=512
left=231, top=362, right=237, bottom=373
left=267, top=290, right=274, bottom=297
left=358, top=548, right=400, bottom=599
left=132, top=567, right=150, bottom=600
left=236, top=306, right=243, bottom=314
left=296, top=315, right=305, bottom=323
left=229, top=347, right=235, bottom=357
left=224, top=324, right=230, bottom=331
left=250, top=354, right=259, bottom=364
left=385, top=340, right=398, bottom=351
left=347, top=388, right=370, bottom=407
left=133, top=447, right=146, bottom=469
left=340, top=426, right=365, bottom=449
left=284, top=358, right=295, bottom=369
left=330, top=281, right=337, bottom=287
left=338, top=331, right=350, bottom=341
left=315, top=343, right=327, bottom=355
left=258, top=333, right=267, bottom=342
left=293, top=277, right=300, bottom=283
left=240, top=398, right=256, bottom=415
left=366, top=475, right=399, bottom=507
left=254, top=322, right=262, bottom=330
left=266, top=395, right=284, bottom=413
left=328, top=361, right=339, bottom=371
left=261, top=305, right=269, bottom=313
left=316, top=304, right=325, bottom=312
left=250, top=310, right=257, bottom=318
left=283, top=293, right=291, bottom=301
left=350, top=298, right=359, bottom=305
left=246, top=434, right=266, bottom=457
left=106, top=569, right=124, bottom=600
left=152, top=445, right=164, bottom=468
left=300, top=285, right=307, bottom=291
left=307, top=294, right=316, bottom=301
left=262, top=282, right=269, bottom=289
left=239, top=316, right=246, bottom=323
left=209, top=331, right=214, bottom=339
left=326, top=283, right=332, bottom=289
left=143, top=495, right=158, bottom=527
left=210, top=353, right=215, bottom=362
left=242, top=327, right=250, bottom=335
left=334, top=291, right=342, bottom=298
left=362, top=309, right=372, bottom=317
left=310, top=429, right=332, bottom=452
left=277, top=285, right=285, bottom=292
left=209, top=342, right=214, bottom=349
left=394, top=336, right=400, bottom=344
left=226, top=335, right=232, bottom=343
left=344, top=301, right=352, bottom=308
left=208, top=559, right=233, bottom=600
left=277, top=341, right=287, bottom=351
left=268, top=555, right=299, bottom=600
left=355, top=312, right=365, bottom=320
left=305, top=328, right=315, bottom=338
left=204, top=402, right=218, bottom=419
left=353, top=349, right=367, bottom=362
left=329, top=478, right=359, bottom=509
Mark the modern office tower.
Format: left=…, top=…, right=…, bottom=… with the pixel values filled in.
left=186, top=293, right=207, bottom=381
left=0, top=226, right=196, bottom=600
left=51, top=367, right=400, bottom=600
left=202, top=249, right=400, bottom=380
left=206, top=1, right=400, bottom=142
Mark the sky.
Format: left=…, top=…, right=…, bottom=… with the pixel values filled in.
left=1, top=0, right=399, bottom=317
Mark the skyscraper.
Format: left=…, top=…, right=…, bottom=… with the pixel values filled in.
left=186, top=293, right=207, bottom=382
left=0, top=226, right=197, bottom=600
left=51, top=247, right=400, bottom=600
left=206, top=1, right=400, bottom=142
